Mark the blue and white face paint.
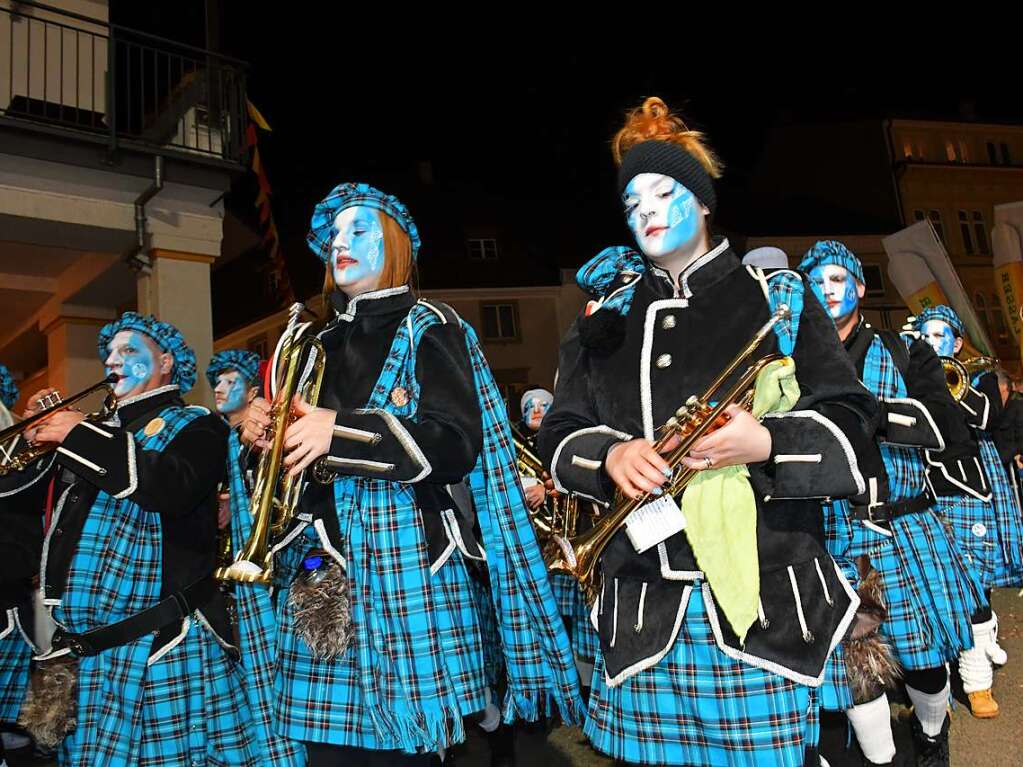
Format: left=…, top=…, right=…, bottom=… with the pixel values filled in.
left=104, top=330, right=161, bottom=398
left=214, top=370, right=250, bottom=415
left=623, top=173, right=703, bottom=260
left=809, top=264, right=860, bottom=324
left=921, top=319, right=958, bottom=358
left=331, top=206, right=385, bottom=295
left=522, top=396, right=551, bottom=432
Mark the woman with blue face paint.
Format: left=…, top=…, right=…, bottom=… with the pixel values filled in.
left=239, top=183, right=581, bottom=767
left=799, top=244, right=987, bottom=766
left=912, top=305, right=1023, bottom=720
left=537, top=97, right=876, bottom=767
left=1, top=312, right=261, bottom=765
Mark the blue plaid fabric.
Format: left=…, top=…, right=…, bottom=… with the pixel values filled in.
left=861, top=335, right=929, bottom=502
left=274, top=301, right=581, bottom=753
left=551, top=572, right=579, bottom=618
left=576, top=246, right=645, bottom=316
left=96, top=313, right=198, bottom=393
left=225, top=431, right=306, bottom=766
left=585, top=584, right=817, bottom=766
left=0, top=609, right=31, bottom=722
left=825, top=500, right=982, bottom=671
left=937, top=435, right=1023, bottom=588
left=0, top=363, right=18, bottom=409
left=307, top=183, right=421, bottom=263
left=207, top=350, right=261, bottom=389
left=549, top=574, right=600, bottom=661
left=764, top=268, right=804, bottom=355
left=54, top=405, right=258, bottom=765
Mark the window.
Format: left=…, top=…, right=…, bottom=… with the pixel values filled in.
left=945, top=140, right=957, bottom=162
left=467, top=238, right=499, bottom=261
left=480, top=302, right=519, bottom=341
left=912, top=209, right=944, bottom=242
left=973, top=211, right=989, bottom=255
left=977, top=292, right=1010, bottom=344
left=945, top=139, right=969, bottom=163
left=987, top=142, right=999, bottom=164
left=1001, top=143, right=1012, bottom=165
left=862, top=263, right=886, bottom=298
left=959, top=210, right=975, bottom=255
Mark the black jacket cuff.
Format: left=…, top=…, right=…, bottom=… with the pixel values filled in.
left=751, top=410, right=865, bottom=500
left=56, top=421, right=137, bottom=498
left=959, top=387, right=991, bottom=430
left=549, top=425, right=632, bottom=506
left=877, top=397, right=944, bottom=450
left=324, top=408, right=431, bottom=483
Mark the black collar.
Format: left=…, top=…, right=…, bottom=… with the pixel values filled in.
left=328, top=286, right=416, bottom=323
left=113, top=386, right=184, bottom=431
left=647, top=237, right=737, bottom=298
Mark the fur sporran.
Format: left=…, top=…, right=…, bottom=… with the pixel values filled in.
left=287, top=554, right=353, bottom=660
left=844, top=557, right=901, bottom=704
left=17, top=655, right=79, bottom=748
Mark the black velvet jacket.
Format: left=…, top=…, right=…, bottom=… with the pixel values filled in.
left=0, top=446, right=51, bottom=611
left=0, top=387, right=229, bottom=644
left=294, top=287, right=485, bottom=567
left=537, top=240, right=877, bottom=685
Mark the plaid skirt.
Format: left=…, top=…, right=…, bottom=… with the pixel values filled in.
left=63, top=617, right=258, bottom=766
left=585, top=584, right=818, bottom=767
left=233, top=583, right=306, bottom=766
left=846, top=509, right=982, bottom=671
left=0, top=608, right=31, bottom=723
left=936, top=438, right=1023, bottom=589
left=273, top=529, right=487, bottom=750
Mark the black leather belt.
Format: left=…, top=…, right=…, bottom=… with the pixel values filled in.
left=850, top=492, right=933, bottom=524
left=50, top=576, right=218, bottom=657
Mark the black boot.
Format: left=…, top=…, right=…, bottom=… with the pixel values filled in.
left=910, top=714, right=949, bottom=767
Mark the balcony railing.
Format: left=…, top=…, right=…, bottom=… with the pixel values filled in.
left=0, top=0, right=248, bottom=165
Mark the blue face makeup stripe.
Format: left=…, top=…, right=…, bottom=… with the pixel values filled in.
left=809, top=264, right=859, bottom=322
left=624, top=176, right=702, bottom=258
left=660, top=184, right=700, bottom=252
left=216, top=372, right=249, bottom=414
left=106, top=331, right=157, bottom=397
left=333, top=207, right=385, bottom=287
left=923, top=320, right=956, bottom=357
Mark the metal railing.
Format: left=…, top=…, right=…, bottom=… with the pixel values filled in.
left=0, top=1, right=248, bottom=165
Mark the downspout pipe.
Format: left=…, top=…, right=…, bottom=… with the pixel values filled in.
left=125, top=155, right=165, bottom=272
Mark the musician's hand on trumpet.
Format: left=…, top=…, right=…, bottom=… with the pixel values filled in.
left=283, top=396, right=336, bottom=477
left=681, top=404, right=772, bottom=472
left=31, top=408, right=86, bottom=445
left=20, top=387, right=60, bottom=442
left=240, top=397, right=273, bottom=450
left=605, top=438, right=673, bottom=501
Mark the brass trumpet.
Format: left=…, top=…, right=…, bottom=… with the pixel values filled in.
left=511, top=423, right=558, bottom=538
left=941, top=355, right=999, bottom=402
left=0, top=375, right=118, bottom=476
left=546, top=307, right=791, bottom=603
left=217, top=305, right=325, bottom=586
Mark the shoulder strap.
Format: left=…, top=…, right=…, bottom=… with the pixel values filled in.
left=876, top=329, right=912, bottom=382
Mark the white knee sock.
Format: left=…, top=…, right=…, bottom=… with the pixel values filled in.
left=905, top=681, right=950, bottom=738
left=846, top=694, right=896, bottom=764
left=960, top=624, right=994, bottom=694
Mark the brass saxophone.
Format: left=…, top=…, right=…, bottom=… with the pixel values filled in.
left=545, top=306, right=792, bottom=603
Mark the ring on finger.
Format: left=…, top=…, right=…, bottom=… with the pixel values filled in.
left=704, top=456, right=713, bottom=469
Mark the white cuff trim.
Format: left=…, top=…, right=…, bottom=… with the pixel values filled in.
left=322, top=456, right=396, bottom=473
left=56, top=446, right=106, bottom=475
left=879, top=396, right=945, bottom=450
left=887, top=413, right=918, bottom=428
left=113, top=435, right=138, bottom=499
left=332, top=424, right=382, bottom=445
left=571, top=455, right=603, bottom=471
left=353, top=408, right=432, bottom=482
left=79, top=421, right=113, bottom=439
left=774, top=454, right=822, bottom=464
left=148, top=617, right=191, bottom=665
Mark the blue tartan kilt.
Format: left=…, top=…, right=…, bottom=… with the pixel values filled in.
left=273, top=529, right=487, bottom=750
left=551, top=572, right=579, bottom=618
left=937, top=437, right=1023, bottom=589
left=233, top=583, right=306, bottom=766
left=0, top=609, right=32, bottom=723
left=847, top=510, right=982, bottom=671
left=584, top=584, right=818, bottom=767
left=64, top=619, right=259, bottom=766
left=569, top=583, right=600, bottom=662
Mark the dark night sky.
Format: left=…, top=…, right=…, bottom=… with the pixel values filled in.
left=110, top=3, right=1023, bottom=328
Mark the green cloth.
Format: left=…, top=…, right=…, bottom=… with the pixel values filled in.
left=680, top=358, right=800, bottom=644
